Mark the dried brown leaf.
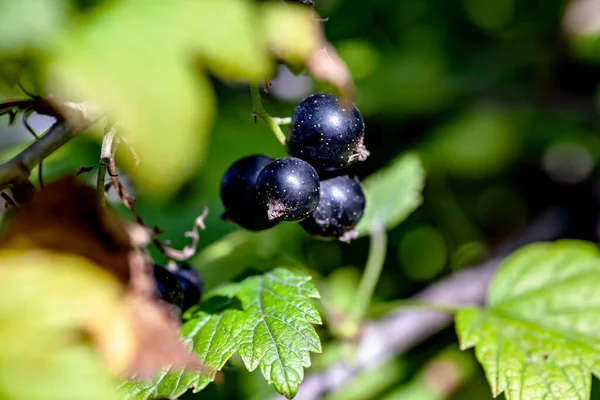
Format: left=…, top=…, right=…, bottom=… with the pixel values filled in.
left=0, top=176, right=209, bottom=380
left=0, top=175, right=132, bottom=282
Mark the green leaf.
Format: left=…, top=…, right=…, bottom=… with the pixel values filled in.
left=456, top=240, right=600, bottom=400
left=122, top=268, right=322, bottom=400
left=355, top=153, right=425, bottom=237
left=236, top=268, right=322, bottom=398
left=45, top=0, right=281, bottom=198
left=47, top=1, right=217, bottom=198
left=0, top=0, right=67, bottom=53
left=120, top=309, right=244, bottom=399
left=185, top=0, right=273, bottom=81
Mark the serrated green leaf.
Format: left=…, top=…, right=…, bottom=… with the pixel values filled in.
left=122, top=268, right=322, bottom=400
left=236, top=268, right=322, bottom=399
left=120, top=309, right=244, bottom=399
left=456, top=240, right=600, bottom=400
left=355, top=153, right=425, bottom=237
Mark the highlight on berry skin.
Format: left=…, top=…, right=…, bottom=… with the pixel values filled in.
left=255, top=156, right=321, bottom=222
left=300, top=175, right=366, bottom=242
left=218, top=91, right=369, bottom=244
left=286, top=93, right=368, bottom=172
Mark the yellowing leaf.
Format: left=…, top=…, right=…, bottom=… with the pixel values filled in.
left=185, top=0, right=273, bottom=81
left=262, top=3, right=320, bottom=64
left=0, top=249, right=126, bottom=400
left=46, top=1, right=218, bottom=197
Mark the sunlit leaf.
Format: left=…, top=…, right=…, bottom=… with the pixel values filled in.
left=262, top=2, right=319, bottom=65
left=456, top=240, right=600, bottom=400
left=122, top=268, right=322, bottom=400
left=0, top=249, right=124, bottom=400
left=0, top=0, right=67, bottom=53
left=355, top=153, right=425, bottom=237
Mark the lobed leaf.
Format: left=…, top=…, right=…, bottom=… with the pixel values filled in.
left=122, top=268, right=322, bottom=400
left=236, top=268, right=322, bottom=398
left=355, top=153, right=425, bottom=237
left=456, top=240, right=600, bottom=400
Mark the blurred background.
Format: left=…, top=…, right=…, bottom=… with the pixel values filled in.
left=2, top=0, right=600, bottom=399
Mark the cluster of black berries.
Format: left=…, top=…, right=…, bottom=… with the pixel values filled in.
left=220, top=93, right=369, bottom=242
left=152, top=262, right=204, bottom=315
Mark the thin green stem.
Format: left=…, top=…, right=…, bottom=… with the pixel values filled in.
left=97, top=126, right=117, bottom=205
left=249, top=83, right=287, bottom=145
left=349, top=222, right=388, bottom=325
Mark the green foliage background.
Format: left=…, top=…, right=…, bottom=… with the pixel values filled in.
left=2, top=0, right=600, bottom=399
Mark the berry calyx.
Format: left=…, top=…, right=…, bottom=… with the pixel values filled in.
left=286, top=93, right=368, bottom=172
left=220, top=154, right=280, bottom=231
left=167, top=262, right=203, bottom=312
left=255, top=156, right=320, bottom=222
left=152, top=264, right=184, bottom=310
left=300, top=175, right=366, bottom=242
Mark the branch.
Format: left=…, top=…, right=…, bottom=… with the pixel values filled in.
left=272, top=208, right=567, bottom=400
left=0, top=96, right=102, bottom=188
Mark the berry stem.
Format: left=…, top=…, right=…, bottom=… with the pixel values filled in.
left=346, top=220, right=387, bottom=333
left=249, top=82, right=287, bottom=145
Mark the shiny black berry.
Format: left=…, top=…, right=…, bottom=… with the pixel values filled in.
left=255, top=156, right=320, bottom=222
left=153, top=264, right=184, bottom=309
left=300, top=175, right=366, bottom=242
left=287, top=93, right=368, bottom=172
left=167, top=262, right=204, bottom=312
left=220, top=154, right=280, bottom=231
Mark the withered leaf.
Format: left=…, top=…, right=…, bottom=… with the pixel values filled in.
left=0, top=175, right=131, bottom=283
left=0, top=176, right=210, bottom=381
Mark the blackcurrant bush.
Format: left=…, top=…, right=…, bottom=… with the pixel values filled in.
left=153, top=264, right=184, bottom=310
left=287, top=93, right=368, bottom=172
left=220, top=154, right=280, bottom=231
left=256, top=156, right=320, bottom=222
left=167, top=262, right=204, bottom=312
left=300, top=175, right=366, bottom=241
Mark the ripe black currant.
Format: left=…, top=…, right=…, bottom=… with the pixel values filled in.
left=300, top=175, right=366, bottom=242
left=167, top=262, right=204, bottom=312
left=153, top=264, right=184, bottom=310
left=220, top=154, right=280, bottom=231
left=287, top=93, right=368, bottom=172
left=255, top=156, right=320, bottom=222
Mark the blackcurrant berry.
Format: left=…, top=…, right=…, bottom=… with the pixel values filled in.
left=220, top=155, right=280, bottom=231
left=167, top=262, right=204, bottom=312
left=287, top=93, right=368, bottom=172
left=255, top=156, right=320, bottom=222
left=153, top=264, right=184, bottom=310
left=300, top=175, right=366, bottom=242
